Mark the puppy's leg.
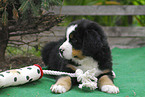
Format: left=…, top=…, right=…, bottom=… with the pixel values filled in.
left=50, top=76, right=72, bottom=93
left=98, top=75, right=119, bottom=94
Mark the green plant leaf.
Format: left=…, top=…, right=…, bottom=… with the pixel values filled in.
left=2, top=9, right=8, bottom=26
left=13, top=6, right=19, bottom=21
left=29, top=0, right=39, bottom=16
left=18, top=0, right=29, bottom=13
left=0, top=7, right=4, bottom=11
left=41, top=0, right=50, bottom=10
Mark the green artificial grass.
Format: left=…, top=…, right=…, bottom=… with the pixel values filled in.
left=0, top=47, right=145, bottom=97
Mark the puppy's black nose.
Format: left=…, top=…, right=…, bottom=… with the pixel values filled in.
left=59, top=48, right=64, bottom=55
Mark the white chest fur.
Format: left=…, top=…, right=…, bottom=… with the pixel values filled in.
left=73, top=57, right=103, bottom=77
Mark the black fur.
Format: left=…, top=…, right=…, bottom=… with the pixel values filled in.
left=68, top=20, right=112, bottom=71
left=41, top=39, right=74, bottom=72
left=41, top=19, right=113, bottom=85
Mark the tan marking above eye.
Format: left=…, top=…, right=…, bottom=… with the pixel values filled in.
left=72, top=48, right=85, bottom=60
left=70, top=33, right=73, bottom=39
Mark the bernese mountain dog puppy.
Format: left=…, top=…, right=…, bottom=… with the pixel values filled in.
left=41, top=19, right=119, bottom=94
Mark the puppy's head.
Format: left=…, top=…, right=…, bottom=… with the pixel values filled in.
left=59, top=19, right=107, bottom=60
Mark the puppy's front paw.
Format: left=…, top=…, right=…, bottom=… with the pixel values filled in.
left=101, top=85, right=119, bottom=94
left=50, top=84, right=66, bottom=93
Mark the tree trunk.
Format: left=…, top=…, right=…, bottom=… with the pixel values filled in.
left=0, top=26, right=9, bottom=62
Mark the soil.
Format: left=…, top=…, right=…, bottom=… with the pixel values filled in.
left=0, top=56, right=45, bottom=72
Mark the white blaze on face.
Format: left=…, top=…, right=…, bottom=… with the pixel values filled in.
left=59, top=24, right=78, bottom=60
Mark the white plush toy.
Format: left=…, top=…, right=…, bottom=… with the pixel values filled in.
left=0, top=64, right=43, bottom=88
left=0, top=64, right=98, bottom=90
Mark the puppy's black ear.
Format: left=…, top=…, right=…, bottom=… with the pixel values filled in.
left=82, top=26, right=107, bottom=56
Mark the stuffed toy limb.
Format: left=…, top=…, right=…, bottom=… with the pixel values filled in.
left=0, top=64, right=98, bottom=90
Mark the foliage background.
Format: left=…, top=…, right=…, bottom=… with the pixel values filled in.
left=0, top=0, right=62, bottom=59
left=61, top=0, right=145, bottom=27
left=0, top=0, right=62, bottom=70
left=5, top=0, right=145, bottom=57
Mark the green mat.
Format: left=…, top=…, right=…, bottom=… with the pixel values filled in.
left=0, top=47, right=145, bottom=97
